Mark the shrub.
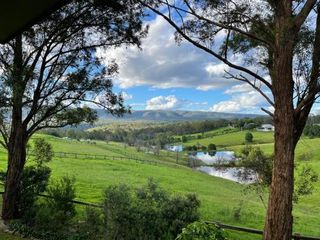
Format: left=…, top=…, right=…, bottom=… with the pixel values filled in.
left=18, top=166, right=51, bottom=221
left=0, top=139, right=53, bottom=221
left=245, top=132, right=253, bottom=143
left=35, top=176, right=76, bottom=231
left=182, top=135, right=188, bottom=143
left=103, top=179, right=200, bottom=240
left=33, top=138, right=54, bottom=166
left=77, top=207, right=104, bottom=240
left=208, top=143, right=217, bottom=151
left=176, top=221, right=227, bottom=240
left=201, top=145, right=207, bottom=151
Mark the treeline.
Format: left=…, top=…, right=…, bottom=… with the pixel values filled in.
left=303, top=115, right=320, bottom=138
left=41, top=117, right=270, bottom=147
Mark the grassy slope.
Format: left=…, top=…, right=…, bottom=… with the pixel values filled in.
left=184, top=129, right=275, bottom=148
left=0, top=131, right=319, bottom=239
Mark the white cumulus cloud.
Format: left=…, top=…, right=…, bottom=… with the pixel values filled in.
left=96, top=15, right=240, bottom=90
left=146, top=95, right=182, bottom=110
left=211, top=91, right=266, bottom=113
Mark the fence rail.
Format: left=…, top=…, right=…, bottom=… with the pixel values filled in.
left=206, top=221, right=320, bottom=240
left=0, top=191, right=319, bottom=239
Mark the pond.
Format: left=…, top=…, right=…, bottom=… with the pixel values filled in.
left=191, top=151, right=235, bottom=164
left=189, top=151, right=257, bottom=184
left=196, top=166, right=257, bottom=184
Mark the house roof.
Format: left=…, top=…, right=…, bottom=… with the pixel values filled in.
left=261, top=124, right=274, bottom=128
left=0, top=0, right=69, bottom=43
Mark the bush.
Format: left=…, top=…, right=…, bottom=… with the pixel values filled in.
left=239, top=146, right=272, bottom=185
left=208, top=143, right=217, bottom=151
left=304, top=124, right=320, bottom=138
left=0, top=139, right=53, bottom=221
left=182, top=135, right=188, bottom=143
left=245, top=132, right=253, bottom=143
left=176, top=221, right=227, bottom=240
left=103, top=179, right=200, bottom=240
left=77, top=207, right=104, bottom=240
left=33, top=138, right=54, bottom=166
left=18, top=166, right=51, bottom=221
left=35, top=176, right=76, bottom=231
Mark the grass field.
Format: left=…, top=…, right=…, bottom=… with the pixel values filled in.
left=0, top=130, right=319, bottom=239
left=183, top=129, right=275, bottom=148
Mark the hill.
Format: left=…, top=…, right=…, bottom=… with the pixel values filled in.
left=96, top=109, right=261, bottom=122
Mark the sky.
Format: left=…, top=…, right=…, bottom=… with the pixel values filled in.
left=96, top=14, right=273, bottom=114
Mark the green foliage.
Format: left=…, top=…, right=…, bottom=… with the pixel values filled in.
left=77, top=207, right=104, bottom=240
left=245, top=132, right=253, bottom=143
left=304, top=124, right=320, bottom=138
left=33, top=138, right=53, bottom=166
left=9, top=220, right=88, bottom=240
left=103, top=179, right=200, bottom=240
left=293, top=166, right=319, bottom=203
left=184, top=145, right=198, bottom=151
left=239, top=146, right=272, bottom=186
left=14, top=138, right=54, bottom=220
left=208, top=143, right=217, bottom=151
left=35, top=176, right=76, bottom=231
left=175, top=221, right=227, bottom=240
left=182, top=135, right=188, bottom=143
left=17, top=166, right=51, bottom=221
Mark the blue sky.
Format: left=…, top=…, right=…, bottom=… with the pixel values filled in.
left=96, top=14, right=272, bottom=114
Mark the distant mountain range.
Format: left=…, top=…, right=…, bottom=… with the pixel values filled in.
left=96, top=110, right=261, bottom=122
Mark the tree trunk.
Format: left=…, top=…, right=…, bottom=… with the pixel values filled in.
left=262, top=2, right=299, bottom=238
left=2, top=34, right=27, bottom=222
left=263, top=106, right=296, bottom=240
left=2, top=126, right=27, bottom=221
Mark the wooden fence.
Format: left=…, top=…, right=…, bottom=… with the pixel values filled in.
left=0, top=189, right=319, bottom=239
left=206, top=221, right=320, bottom=240
left=53, top=151, right=159, bottom=165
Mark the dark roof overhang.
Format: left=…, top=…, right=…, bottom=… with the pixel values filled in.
left=0, top=0, right=69, bottom=43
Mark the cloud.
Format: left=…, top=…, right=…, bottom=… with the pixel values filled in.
left=146, top=95, right=182, bottom=110
left=211, top=91, right=266, bottom=113
left=144, top=95, right=209, bottom=110
left=120, top=91, right=133, bottom=101
left=96, top=15, right=239, bottom=90
left=224, top=84, right=253, bottom=94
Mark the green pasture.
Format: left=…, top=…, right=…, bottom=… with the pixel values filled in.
left=183, top=130, right=275, bottom=148
left=0, top=131, right=320, bottom=239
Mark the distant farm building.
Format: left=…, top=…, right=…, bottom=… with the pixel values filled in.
left=165, top=145, right=183, bottom=152
left=257, top=124, right=274, bottom=132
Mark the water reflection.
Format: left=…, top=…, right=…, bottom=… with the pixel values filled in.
left=197, top=166, right=257, bottom=184
left=191, top=151, right=235, bottom=164
left=190, top=151, right=257, bottom=184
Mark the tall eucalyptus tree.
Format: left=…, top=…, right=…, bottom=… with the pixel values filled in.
left=138, top=0, right=320, bottom=239
left=0, top=0, right=146, bottom=221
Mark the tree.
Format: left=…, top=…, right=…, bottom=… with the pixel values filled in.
left=245, top=132, right=253, bottom=143
left=182, top=135, right=188, bottom=143
left=0, top=0, right=146, bottom=221
left=33, top=138, right=53, bottom=167
left=138, top=0, right=320, bottom=239
left=207, top=143, right=217, bottom=151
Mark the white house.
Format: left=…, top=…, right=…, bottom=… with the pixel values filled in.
left=165, top=145, right=183, bottom=152
left=257, top=124, right=274, bottom=132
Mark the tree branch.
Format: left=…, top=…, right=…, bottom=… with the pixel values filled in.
left=165, top=0, right=272, bottom=46
left=140, top=0, right=273, bottom=91
left=224, top=71, right=274, bottom=111
left=294, top=0, right=317, bottom=30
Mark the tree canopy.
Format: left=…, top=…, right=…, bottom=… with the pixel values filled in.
left=137, top=0, right=320, bottom=239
